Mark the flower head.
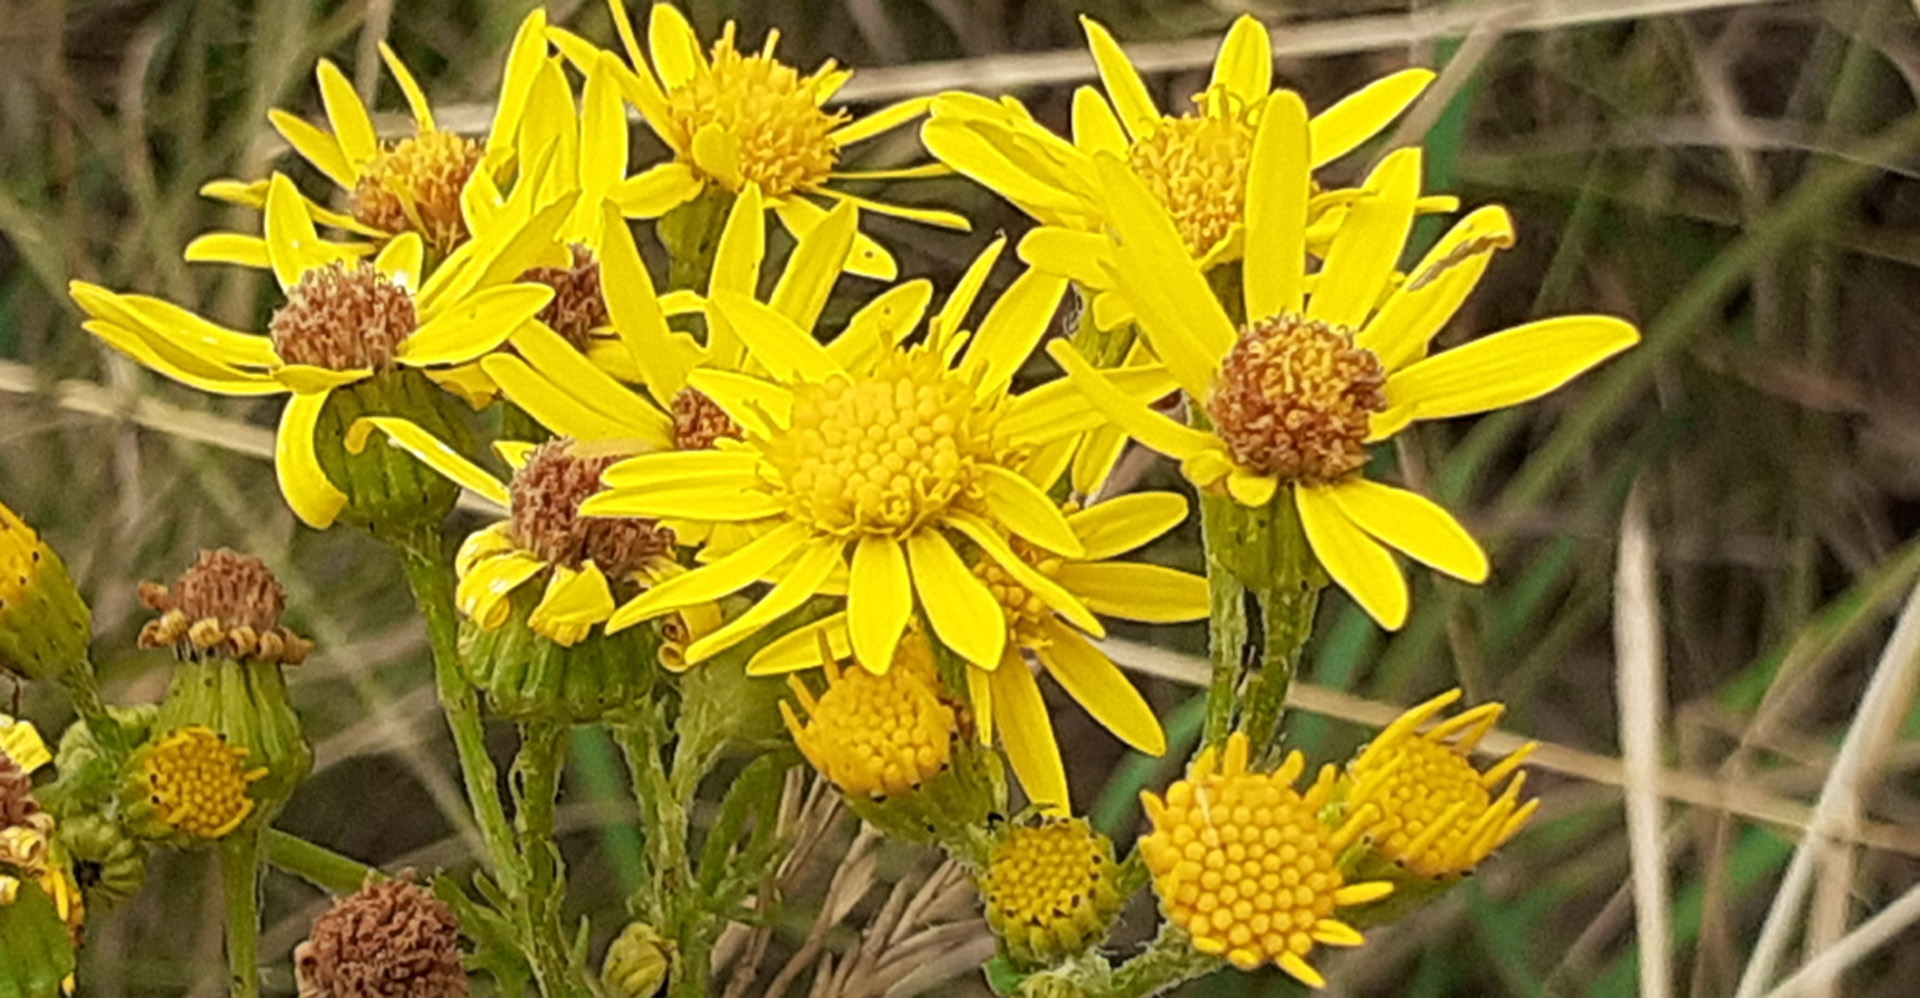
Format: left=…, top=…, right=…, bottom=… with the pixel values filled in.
left=72, top=174, right=557, bottom=529
left=1138, top=733, right=1391, bottom=987
left=0, top=500, right=92, bottom=685
left=1, top=715, right=84, bottom=945
left=294, top=877, right=467, bottom=998
left=138, top=549, right=312, bottom=665
left=135, top=726, right=267, bottom=841
left=552, top=1, right=963, bottom=280
left=1344, top=689, right=1539, bottom=878
left=1049, top=99, right=1639, bottom=628
left=781, top=632, right=956, bottom=799
left=983, top=816, right=1122, bottom=963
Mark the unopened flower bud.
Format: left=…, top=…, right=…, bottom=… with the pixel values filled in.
left=0, top=500, right=91, bottom=687
left=983, top=816, right=1122, bottom=964
left=602, top=922, right=670, bottom=998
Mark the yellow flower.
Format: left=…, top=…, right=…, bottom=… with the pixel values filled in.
left=750, top=490, right=1206, bottom=809
left=351, top=419, right=688, bottom=649
left=1138, top=732, right=1391, bottom=987
left=548, top=1, right=964, bottom=279
left=1049, top=99, right=1640, bottom=628
left=925, top=15, right=1443, bottom=326
left=781, top=632, right=956, bottom=798
left=578, top=241, right=1175, bottom=675
left=983, top=816, right=1123, bottom=963
left=136, top=726, right=268, bottom=841
left=194, top=10, right=554, bottom=259
left=71, top=174, right=558, bottom=529
left=0, top=714, right=83, bottom=960
left=1343, top=689, right=1538, bottom=878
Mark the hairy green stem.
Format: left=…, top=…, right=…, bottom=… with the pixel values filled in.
left=263, top=829, right=379, bottom=895
left=1198, top=497, right=1250, bottom=751
left=1239, top=496, right=1323, bottom=764
left=513, top=722, right=586, bottom=998
left=1095, top=924, right=1223, bottom=997
left=220, top=829, right=264, bottom=998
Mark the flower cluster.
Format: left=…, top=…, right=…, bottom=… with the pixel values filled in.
left=21, top=3, right=1634, bottom=995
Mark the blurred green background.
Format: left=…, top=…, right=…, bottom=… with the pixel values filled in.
left=4, top=0, right=1920, bottom=995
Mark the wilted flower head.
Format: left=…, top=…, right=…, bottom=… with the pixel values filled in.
left=139, top=549, right=312, bottom=665
left=295, top=877, right=466, bottom=998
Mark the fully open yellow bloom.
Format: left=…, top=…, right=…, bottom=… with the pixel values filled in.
left=194, top=10, right=552, bottom=261
left=578, top=241, right=1173, bottom=675
left=1139, top=733, right=1391, bottom=987
left=749, top=489, right=1205, bottom=809
left=1344, top=689, right=1539, bottom=878
left=1050, top=97, right=1639, bottom=628
left=549, top=1, right=962, bottom=279
left=925, top=15, right=1441, bottom=328
left=71, top=175, right=558, bottom=529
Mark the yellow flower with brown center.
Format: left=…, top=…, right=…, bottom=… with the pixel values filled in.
left=1050, top=96, right=1640, bottom=628
left=0, top=500, right=91, bottom=686
left=781, top=633, right=956, bottom=799
left=983, top=816, right=1123, bottom=963
left=71, top=175, right=558, bottom=529
left=925, top=15, right=1445, bottom=327
left=1344, top=689, right=1539, bottom=878
left=193, top=10, right=555, bottom=260
left=548, top=1, right=964, bottom=280
left=1138, top=733, right=1391, bottom=988
left=137, top=726, right=267, bottom=841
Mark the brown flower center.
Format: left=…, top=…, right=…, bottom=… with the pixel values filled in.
left=138, top=549, right=312, bottom=665
left=269, top=262, right=417, bottom=372
left=1205, top=315, right=1387, bottom=484
left=350, top=130, right=483, bottom=251
left=523, top=245, right=609, bottom=350
left=508, top=440, right=674, bottom=577
left=670, top=388, right=744, bottom=451
left=0, top=750, right=39, bottom=828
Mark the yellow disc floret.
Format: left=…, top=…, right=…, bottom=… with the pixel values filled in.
left=140, top=727, right=267, bottom=840
left=983, top=816, right=1122, bottom=963
left=1343, top=689, right=1539, bottom=878
left=766, top=349, right=1003, bottom=539
left=781, top=633, right=956, bottom=798
left=665, top=24, right=846, bottom=197
left=351, top=129, right=484, bottom=251
left=972, top=538, right=1064, bottom=647
left=1138, top=733, right=1391, bottom=988
left=1128, top=104, right=1255, bottom=257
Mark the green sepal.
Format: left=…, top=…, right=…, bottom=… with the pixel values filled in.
left=0, top=880, right=76, bottom=998
left=313, top=371, right=469, bottom=536
left=461, top=585, right=663, bottom=724
left=38, top=705, right=154, bottom=821
left=57, top=813, right=148, bottom=910
left=0, top=541, right=90, bottom=687
left=842, top=735, right=1004, bottom=866
left=984, top=955, right=1029, bottom=996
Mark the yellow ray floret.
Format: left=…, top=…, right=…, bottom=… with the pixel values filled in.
left=1048, top=99, right=1638, bottom=630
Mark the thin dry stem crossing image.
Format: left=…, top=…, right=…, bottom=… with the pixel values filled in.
left=0, top=0, right=1917, bottom=996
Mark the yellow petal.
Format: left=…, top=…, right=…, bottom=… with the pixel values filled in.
left=685, top=538, right=843, bottom=664
left=1225, top=468, right=1278, bottom=507
left=458, top=551, right=544, bottom=627
left=848, top=537, right=913, bottom=675
left=1070, top=86, right=1128, bottom=155
left=577, top=54, right=631, bottom=204
left=1035, top=620, right=1166, bottom=754
left=69, top=283, right=278, bottom=368
left=82, top=320, right=283, bottom=396
left=608, top=522, right=810, bottom=629
left=353, top=415, right=510, bottom=508
left=1044, top=341, right=1217, bottom=461
left=184, top=233, right=270, bottom=269
left=921, top=116, right=1088, bottom=224
left=598, top=200, right=696, bottom=406
left=647, top=1, right=704, bottom=89
left=274, top=364, right=372, bottom=393
left=489, top=9, right=550, bottom=159
left=905, top=529, right=1007, bottom=668
left=1003, top=363, right=1176, bottom=445
left=1306, top=147, right=1421, bottom=329
left=691, top=123, right=745, bottom=190
left=1296, top=484, right=1407, bottom=630
left=1356, top=205, right=1514, bottom=371
left=771, top=199, right=856, bottom=330
left=979, top=465, right=1084, bottom=557
left=682, top=368, right=790, bottom=437
left=827, top=280, right=934, bottom=372
left=1209, top=16, right=1272, bottom=106
left=819, top=190, right=970, bottom=231
left=509, top=319, right=673, bottom=445
left=402, top=284, right=553, bottom=367
left=963, top=267, right=1066, bottom=396
left=772, top=196, right=896, bottom=280
left=709, top=291, right=844, bottom=384
left=1310, top=68, right=1435, bottom=168
left=1243, top=91, right=1310, bottom=323
left=746, top=612, right=852, bottom=676
left=0, top=719, right=51, bottom=773
left=968, top=659, right=996, bottom=745
left=1066, top=492, right=1188, bottom=560
left=378, top=42, right=437, bottom=130
left=530, top=563, right=618, bottom=631
left=1018, top=227, right=1109, bottom=287
left=276, top=391, right=347, bottom=529
left=616, top=162, right=705, bottom=220
left=311, top=61, right=376, bottom=171
left=990, top=654, right=1070, bottom=811
left=948, top=512, right=1102, bottom=637
left=264, top=174, right=330, bottom=291
left=580, top=481, right=783, bottom=521
left=710, top=184, right=766, bottom=299
left=929, top=235, right=1007, bottom=348
left=1069, top=424, right=1128, bottom=498
left=1385, top=315, right=1640, bottom=420
left=1052, top=562, right=1209, bottom=623
left=829, top=96, right=932, bottom=146
left=375, top=232, right=424, bottom=289
left=521, top=60, right=581, bottom=206
left=268, top=111, right=355, bottom=190
left=1323, top=478, right=1488, bottom=583
left=480, top=354, right=632, bottom=440
left=1080, top=16, right=1160, bottom=140
left=600, top=448, right=763, bottom=487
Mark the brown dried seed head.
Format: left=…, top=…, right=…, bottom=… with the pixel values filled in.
left=139, top=550, right=312, bottom=664
left=670, top=388, right=744, bottom=451
left=522, top=245, right=610, bottom=350
left=270, top=262, right=418, bottom=372
left=294, top=877, right=467, bottom=998
left=508, top=440, right=674, bottom=579
left=1205, top=315, right=1388, bottom=485
left=0, top=750, right=40, bottom=828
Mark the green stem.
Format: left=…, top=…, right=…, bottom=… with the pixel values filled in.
left=1097, top=924, right=1223, bottom=997
left=659, top=186, right=735, bottom=292
left=1199, top=497, right=1250, bottom=752
left=513, top=722, right=587, bottom=998
left=1239, top=497, right=1323, bottom=765
left=220, top=829, right=264, bottom=998
left=263, top=829, right=379, bottom=895
left=393, top=527, right=523, bottom=890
